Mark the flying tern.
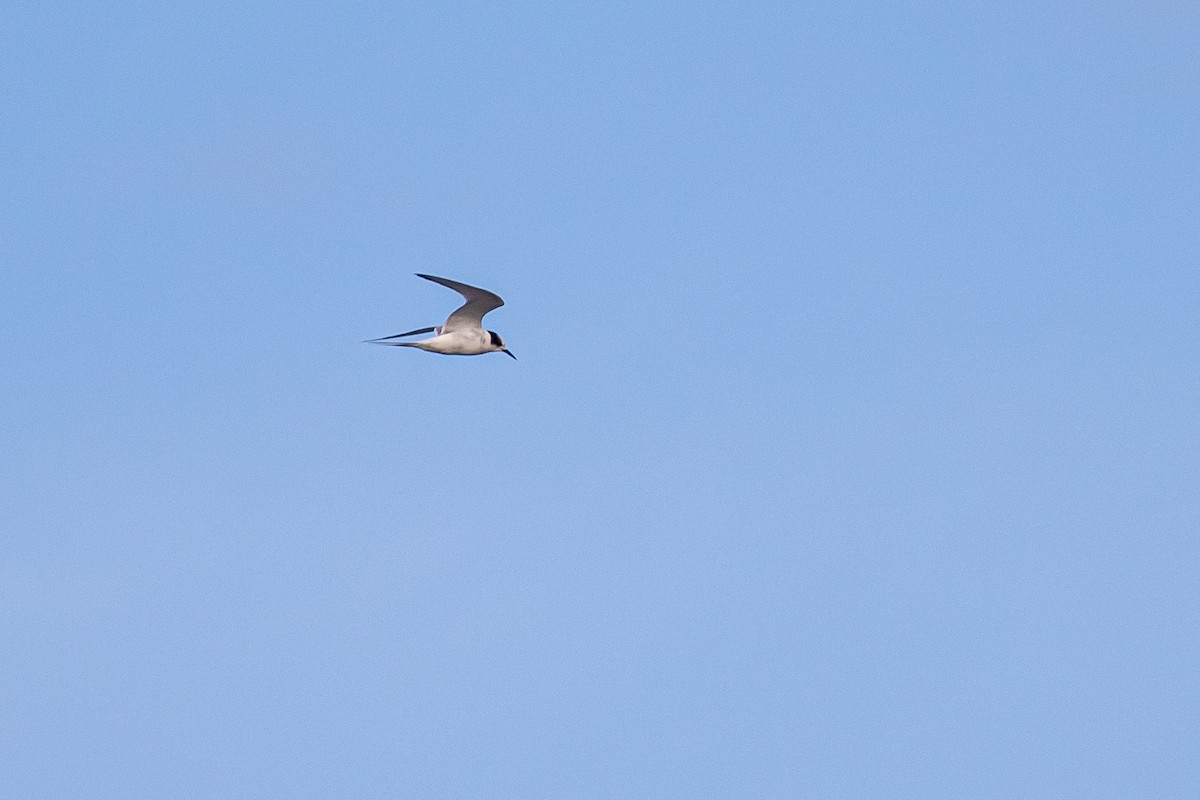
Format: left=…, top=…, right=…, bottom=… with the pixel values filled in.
left=366, top=274, right=515, bottom=359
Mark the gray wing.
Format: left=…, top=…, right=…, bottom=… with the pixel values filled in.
left=364, top=326, right=436, bottom=343
left=416, top=273, right=505, bottom=332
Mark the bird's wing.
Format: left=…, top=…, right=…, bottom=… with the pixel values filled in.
left=416, top=273, right=505, bottom=332
left=365, top=326, right=436, bottom=343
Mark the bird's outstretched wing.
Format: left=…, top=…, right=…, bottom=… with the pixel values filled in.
left=417, top=273, right=505, bottom=332
left=364, top=326, right=436, bottom=343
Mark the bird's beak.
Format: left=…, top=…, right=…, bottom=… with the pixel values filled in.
left=503, top=349, right=517, bottom=360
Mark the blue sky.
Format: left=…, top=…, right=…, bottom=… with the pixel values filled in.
left=3, top=2, right=1198, bottom=796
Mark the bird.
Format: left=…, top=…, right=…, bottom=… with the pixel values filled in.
left=366, top=274, right=516, bottom=359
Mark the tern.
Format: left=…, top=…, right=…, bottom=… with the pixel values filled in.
left=366, top=274, right=516, bottom=359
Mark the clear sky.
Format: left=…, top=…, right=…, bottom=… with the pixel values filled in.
left=3, top=2, right=1198, bottom=797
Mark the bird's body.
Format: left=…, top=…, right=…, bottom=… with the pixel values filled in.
left=401, top=327, right=495, bottom=356
left=367, top=274, right=515, bottom=359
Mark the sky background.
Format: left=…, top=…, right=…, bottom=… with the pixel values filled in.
left=3, top=1, right=1198, bottom=797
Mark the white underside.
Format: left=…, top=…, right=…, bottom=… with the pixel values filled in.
left=404, top=329, right=491, bottom=355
